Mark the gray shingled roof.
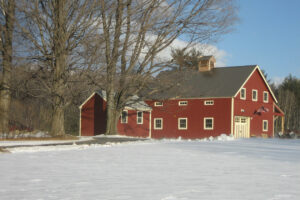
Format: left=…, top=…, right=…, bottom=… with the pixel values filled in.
left=149, top=65, right=257, bottom=99
left=96, top=90, right=152, bottom=111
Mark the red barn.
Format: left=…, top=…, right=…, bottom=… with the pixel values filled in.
left=79, top=56, right=284, bottom=139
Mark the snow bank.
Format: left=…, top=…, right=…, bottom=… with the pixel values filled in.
left=0, top=137, right=93, bottom=147
left=0, top=131, right=51, bottom=139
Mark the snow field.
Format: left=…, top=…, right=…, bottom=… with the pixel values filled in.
left=0, top=138, right=299, bottom=200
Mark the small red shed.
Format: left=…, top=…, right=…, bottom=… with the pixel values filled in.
left=79, top=90, right=152, bottom=137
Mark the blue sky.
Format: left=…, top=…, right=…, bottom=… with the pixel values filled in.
left=216, top=0, right=300, bottom=84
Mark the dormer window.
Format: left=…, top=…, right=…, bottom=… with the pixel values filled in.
left=240, top=88, right=246, bottom=100
left=263, top=91, right=269, bottom=103
left=252, top=90, right=258, bottom=101
left=154, top=102, right=163, bottom=106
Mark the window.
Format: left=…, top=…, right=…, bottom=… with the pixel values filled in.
left=154, top=102, right=163, bottom=106
left=252, top=89, right=258, bottom=101
left=137, top=111, right=143, bottom=124
left=204, top=117, right=214, bottom=130
left=178, top=101, right=188, bottom=106
left=178, top=118, right=187, bottom=130
left=154, top=118, right=163, bottom=130
left=121, top=110, right=128, bottom=124
left=263, top=91, right=269, bottom=103
left=204, top=100, right=214, bottom=105
left=240, top=88, right=246, bottom=100
left=263, top=120, right=268, bottom=131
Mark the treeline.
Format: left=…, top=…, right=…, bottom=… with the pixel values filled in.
left=273, top=75, right=300, bottom=133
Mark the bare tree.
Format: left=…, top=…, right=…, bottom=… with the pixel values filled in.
left=99, top=0, right=238, bottom=134
left=0, top=0, right=15, bottom=134
left=18, top=0, right=100, bottom=136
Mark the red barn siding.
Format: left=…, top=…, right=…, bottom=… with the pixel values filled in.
left=81, top=94, right=96, bottom=136
left=81, top=93, right=150, bottom=137
left=117, top=110, right=150, bottom=138
left=94, top=94, right=107, bottom=135
left=234, top=69, right=275, bottom=137
left=146, top=98, right=232, bottom=139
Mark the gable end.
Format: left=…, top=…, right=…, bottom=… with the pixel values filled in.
left=234, top=65, right=278, bottom=103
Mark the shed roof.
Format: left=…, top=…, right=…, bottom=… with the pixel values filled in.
left=97, top=90, right=152, bottom=111
left=149, top=65, right=258, bottom=99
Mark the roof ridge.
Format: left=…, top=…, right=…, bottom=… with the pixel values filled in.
left=215, top=65, right=257, bottom=69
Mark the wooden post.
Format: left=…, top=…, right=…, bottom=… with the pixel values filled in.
left=281, top=116, right=285, bottom=134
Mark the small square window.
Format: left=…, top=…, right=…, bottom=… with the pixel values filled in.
left=240, top=88, right=246, bottom=100
left=263, top=91, right=269, bottom=103
left=137, top=111, right=143, bottom=124
left=121, top=110, right=128, bottom=124
left=204, top=100, right=214, bottom=105
left=178, top=101, right=188, bottom=106
left=263, top=120, right=268, bottom=131
left=252, top=90, right=258, bottom=101
left=204, top=118, right=214, bottom=130
left=154, top=102, right=163, bottom=106
left=154, top=118, right=163, bottom=130
left=178, top=118, right=187, bottom=130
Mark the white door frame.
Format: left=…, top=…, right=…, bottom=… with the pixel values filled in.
left=234, top=116, right=250, bottom=138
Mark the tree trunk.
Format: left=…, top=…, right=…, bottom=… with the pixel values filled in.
left=106, top=107, right=120, bottom=135
left=0, top=0, right=15, bottom=135
left=105, top=92, right=120, bottom=135
left=50, top=0, right=66, bottom=136
left=50, top=104, right=65, bottom=136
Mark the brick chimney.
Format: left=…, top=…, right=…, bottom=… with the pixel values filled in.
left=198, top=56, right=216, bottom=72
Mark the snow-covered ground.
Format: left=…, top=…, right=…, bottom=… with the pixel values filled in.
left=0, top=138, right=299, bottom=200
left=0, top=137, right=93, bottom=147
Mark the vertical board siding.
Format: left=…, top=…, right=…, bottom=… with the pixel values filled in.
left=146, top=98, right=232, bottom=139
left=117, top=111, right=150, bottom=138
left=234, top=69, right=274, bottom=137
left=81, top=94, right=96, bottom=136
left=81, top=93, right=150, bottom=137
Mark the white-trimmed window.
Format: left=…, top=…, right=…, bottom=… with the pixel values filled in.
left=178, top=101, right=188, bottom=106
left=204, top=100, right=214, bottom=105
left=263, top=120, right=268, bottom=132
left=137, top=111, right=143, bottom=124
left=154, top=102, right=163, bottom=106
left=263, top=91, right=269, bottom=103
left=121, top=110, right=128, bottom=124
left=240, top=88, right=246, bottom=100
left=252, top=89, right=258, bottom=101
left=178, top=118, right=187, bottom=130
left=154, top=118, right=163, bottom=130
left=204, top=117, right=214, bottom=130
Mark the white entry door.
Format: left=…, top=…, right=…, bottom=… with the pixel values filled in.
left=234, top=116, right=250, bottom=138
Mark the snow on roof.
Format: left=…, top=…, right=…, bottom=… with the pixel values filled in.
left=96, top=90, right=152, bottom=111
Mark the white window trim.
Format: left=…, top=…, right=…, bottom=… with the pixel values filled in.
left=252, top=89, right=258, bottom=101
left=240, top=88, right=246, bottom=100
left=154, top=118, right=163, bottom=130
left=137, top=111, right=143, bottom=124
left=263, top=120, right=268, bottom=132
left=204, top=117, right=214, bottom=130
left=263, top=91, right=269, bottom=103
left=178, top=101, right=188, bottom=106
left=178, top=118, right=188, bottom=130
left=204, top=100, right=214, bottom=105
left=121, top=110, right=128, bottom=124
left=154, top=102, right=163, bottom=107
